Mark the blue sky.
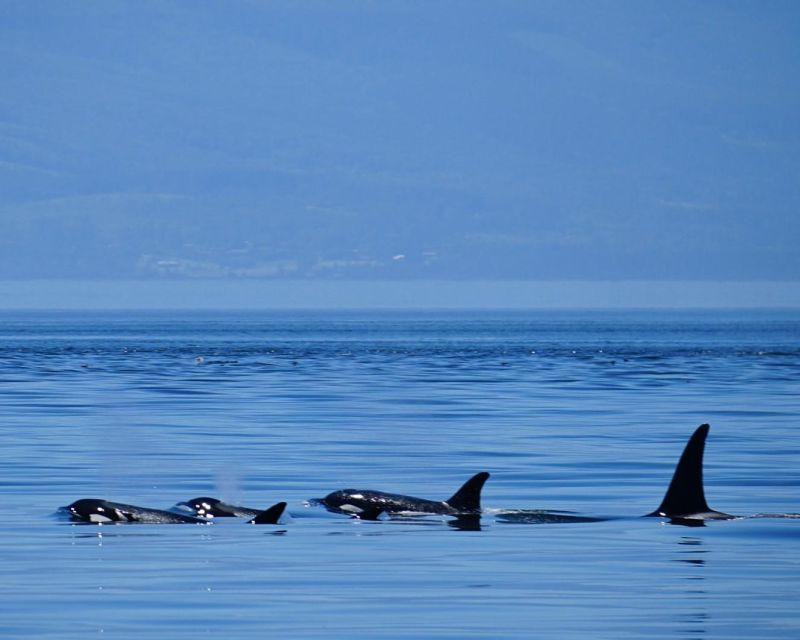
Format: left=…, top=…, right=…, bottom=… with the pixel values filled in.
left=1, top=1, right=798, bottom=306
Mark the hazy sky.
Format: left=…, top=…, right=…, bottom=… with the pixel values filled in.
left=2, top=279, right=799, bottom=310
left=1, top=1, right=799, bottom=305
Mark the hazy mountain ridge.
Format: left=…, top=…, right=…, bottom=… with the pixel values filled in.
left=2, top=1, right=798, bottom=280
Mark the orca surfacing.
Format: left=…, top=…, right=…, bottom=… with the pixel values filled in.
left=64, top=498, right=287, bottom=525
left=65, top=499, right=205, bottom=524
left=314, top=471, right=490, bottom=519
left=497, top=424, right=737, bottom=526
left=176, top=497, right=263, bottom=519
left=646, top=423, right=735, bottom=523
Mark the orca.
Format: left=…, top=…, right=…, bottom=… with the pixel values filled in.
left=497, top=423, right=736, bottom=527
left=312, top=471, right=490, bottom=519
left=64, top=498, right=287, bottom=525
left=64, top=499, right=206, bottom=524
left=645, top=423, right=735, bottom=523
left=176, top=497, right=262, bottom=519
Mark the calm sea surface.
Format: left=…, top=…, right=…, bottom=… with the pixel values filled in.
left=1, top=309, right=798, bottom=638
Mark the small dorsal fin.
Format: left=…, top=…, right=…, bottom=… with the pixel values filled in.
left=444, top=472, right=490, bottom=513
left=648, top=424, right=712, bottom=517
left=248, top=502, right=287, bottom=525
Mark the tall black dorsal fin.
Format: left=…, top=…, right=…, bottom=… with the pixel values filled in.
left=248, top=502, right=287, bottom=525
left=648, top=424, right=712, bottom=517
left=444, top=472, right=490, bottom=513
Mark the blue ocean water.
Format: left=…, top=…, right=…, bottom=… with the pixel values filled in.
left=1, top=309, right=798, bottom=638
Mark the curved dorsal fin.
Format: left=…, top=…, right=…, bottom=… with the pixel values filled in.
left=648, top=424, right=712, bottom=517
left=445, top=472, right=490, bottom=513
left=248, top=501, right=287, bottom=525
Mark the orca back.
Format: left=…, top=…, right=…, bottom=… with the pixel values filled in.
left=179, top=496, right=260, bottom=519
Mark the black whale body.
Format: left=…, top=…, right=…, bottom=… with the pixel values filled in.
left=64, top=498, right=286, bottom=525
left=314, top=471, right=490, bottom=519
left=176, top=496, right=262, bottom=519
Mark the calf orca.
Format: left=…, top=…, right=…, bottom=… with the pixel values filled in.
left=176, top=497, right=262, bottom=519
left=645, top=423, right=735, bottom=523
left=64, top=498, right=287, bottom=525
left=312, top=471, right=490, bottom=519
